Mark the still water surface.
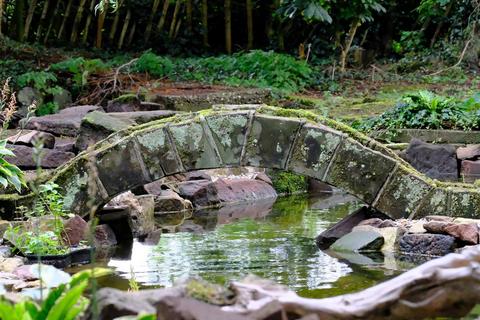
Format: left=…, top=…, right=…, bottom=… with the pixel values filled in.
left=91, top=192, right=420, bottom=298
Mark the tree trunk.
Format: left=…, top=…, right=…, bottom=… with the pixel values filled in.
left=339, top=20, right=361, bottom=73
left=58, top=0, right=74, bottom=40
left=13, top=0, right=26, bottom=41
left=95, top=0, right=108, bottom=48
left=169, top=0, right=182, bottom=39
left=224, top=0, right=232, bottom=54
left=71, top=0, right=88, bottom=44
left=0, top=0, right=4, bottom=36
left=35, top=0, right=50, bottom=42
left=156, top=0, right=170, bottom=32
left=126, top=22, right=136, bottom=47
left=118, top=9, right=131, bottom=49
left=81, top=0, right=97, bottom=45
left=109, top=1, right=122, bottom=43
left=44, top=0, right=59, bottom=44
left=202, top=0, right=208, bottom=47
left=23, top=0, right=38, bottom=41
left=246, top=0, right=253, bottom=50
left=186, top=0, right=193, bottom=32
left=145, top=0, right=161, bottom=42
left=173, top=12, right=183, bottom=39
left=430, top=2, right=453, bottom=48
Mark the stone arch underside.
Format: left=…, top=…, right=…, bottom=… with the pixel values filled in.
left=10, top=106, right=480, bottom=219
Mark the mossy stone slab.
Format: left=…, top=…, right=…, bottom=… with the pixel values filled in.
left=414, top=188, right=450, bottom=218
left=205, top=112, right=250, bottom=166
left=136, top=127, right=181, bottom=179
left=374, top=166, right=433, bottom=219
left=449, top=189, right=480, bottom=218
left=287, top=123, right=344, bottom=179
left=325, top=138, right=396, bottom=205
left=331, top=230, right=384, bottom=252
left=244, top=114, right=303, bottom=169
left=96, top=139, right=150, bottom=197
left=168, top=121, right=221, bottom=171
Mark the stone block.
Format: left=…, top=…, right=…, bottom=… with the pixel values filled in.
left=457, top=144, right=480, bottom=160
left=168, top=120, right=221, bottom=171
left=244, top=114, right=303, bottom=169
left=374, top=166, right=433, bottom=219
left=325, top=138, right=396, bottom=205
left=96, top=139, right=150, bottom=197
left=461, top=160, right=480, bottom=183
left=449, top=189, right=480, bottom=218
left=205, top=112, right=250, bottom=166
left=136, top=127, right=181, bottom=179
left=287, top=123, right=344, bottom=179
left=415, top=188, right=450, bottom=218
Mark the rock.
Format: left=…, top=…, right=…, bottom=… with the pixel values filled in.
left=399, top=233, right=456, bottom=256
left=330, top=230, right=384, bottom=252
left=307, top=178, right=333, bottom=193
left=461, top=160, right=480, bottom=183
left=75, top=110, right=177, bottom=150
left=93, top=224, right=118, bottom=247
left=315, top=206, right=389, bottom=250
left=457, top=144, right=480, bottom=160
left=61, top=215, right=88, bottom=246
left=0, top=246, right=11, bottom=258
left=154, top=189, right=193, bottom=213
left=185, top=171, right=213, bottom=181
left=406, top=220, right=427, bottom=233
left=5, top=144, right=74, bottom=169
left=177, top=178, right=277, bottom=208
left=0, top=220, right=12, bottom=238
left=353, top=225, right=403, bottom=253
left=7, top=130, right=55, bottom=149
left=17, top=87, right=43, bottom=117
left=95, top=206, right=134, bottom=245
left=97, top=288, right=158, bottom=319
left=358, top=218, right=384, bottom=228
left=402, top=139, right=458, bottom=181
left=24, top=105, right=101, bottom=136
left=444, top=223, right=479, bottom=244
left=254, top=172, right=273, bottom=186
left=0, top=258, right=24, bottom=273
left=425, top=215, right=454, bottom=223
left=52, top=88, right=72, bottom=110
left=423, top=221, right=448, bottom=234
left=143, top=229, right=162, bottom=245
left=54, top=137, right=76, bottom=153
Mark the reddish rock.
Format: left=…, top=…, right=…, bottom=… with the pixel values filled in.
left=461, top=160, right=480, bottom=183
left=254, top=172, right=273, bottom=185
left=61, top=215, right=88, bottom=246
left=5, top=144, right=74, bottom=169
left=425, top=215, right=454, bottom=223
left=457, top=144, right=480, bottom=160
left=154, top=189, right=192, bottom=212
left=423, top=221, right=448, bottom=234
left=93, top=224, right=118, bottom=247
left=7, top=130, right=55, bottom=149
left=444, top=223, right=479, bottom=244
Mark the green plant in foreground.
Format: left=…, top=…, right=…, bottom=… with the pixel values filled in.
left=0, top=273, right=89, bottom=320
left=270, top=171, right=308, bottom=195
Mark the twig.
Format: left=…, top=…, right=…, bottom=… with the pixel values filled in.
left=427, top=38, right=473, bottom=76
left=113, top=58, right=138, bottom=92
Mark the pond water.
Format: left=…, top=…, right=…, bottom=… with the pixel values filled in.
left=82, top=192, right=425, bottom=298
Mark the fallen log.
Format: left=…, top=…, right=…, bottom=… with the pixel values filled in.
left=226, top=245, right=480, bottom=319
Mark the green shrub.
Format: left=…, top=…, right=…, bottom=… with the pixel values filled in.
left=133, top=51, right=175, bottom=77
left=16, top=71, right=64, bottom=115
left=356, top=91, right=480, bottom=134
left=270, top=171, right=308, bottom=195
left=50, top=57, right=109, bottom=89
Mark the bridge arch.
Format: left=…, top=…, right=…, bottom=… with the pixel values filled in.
left=46, top=106, right=480, bottom=219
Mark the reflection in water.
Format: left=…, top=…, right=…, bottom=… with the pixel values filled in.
left=106, top=193, right=412, bottom=297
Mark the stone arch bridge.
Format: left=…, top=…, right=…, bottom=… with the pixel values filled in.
left=4, top=105, right=480, bottom=219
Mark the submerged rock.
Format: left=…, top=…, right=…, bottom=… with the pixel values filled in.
left=330, top=230, right=384, bottom=252
left=399, top=233, right=456, bottom=256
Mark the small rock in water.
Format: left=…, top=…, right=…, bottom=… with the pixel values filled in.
left=399, top=234, right=455, bottom=256
left=93, top=224, right=118, bottom=247
left=330, top=230, right=384, bottom=252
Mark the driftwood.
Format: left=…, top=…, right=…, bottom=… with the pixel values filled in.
left=225, top=246, right=480, bottom=320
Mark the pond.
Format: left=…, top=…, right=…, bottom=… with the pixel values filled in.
left=80, top=192, right=426, bottom=298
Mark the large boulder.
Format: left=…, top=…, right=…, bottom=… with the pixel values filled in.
left=7, top=130, right=55, bottom=149
left=402, top=139, right=458, bottom=181
left=75, top=110, right=178, bottom=150
left=24, top=105, right=101, bottom=136
left=399, top=233, right=456, bottom=256
left=177, top=178, right=277, bottom=208
left=5, top=144, right=74, bottom=169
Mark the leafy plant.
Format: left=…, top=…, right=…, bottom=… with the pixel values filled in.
left=270, top=171, right=308, bottom=195
left=133, top=51, right=174, bottom=78
left=356, top=91, right=480, bottom=134
left=33, top=182, right=68, bottom=219
left=0, top=275, right=89, bottom=320
left=50, top=57, right=109, bottom=90
left=16, top=71, right=64, bottom=115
